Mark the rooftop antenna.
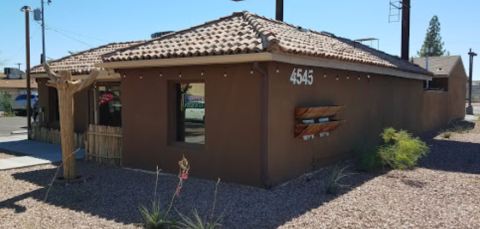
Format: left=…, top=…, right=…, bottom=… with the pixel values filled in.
left=389, top=0, right=411, bottom=61
left=354, top=38, right=380, bottom=50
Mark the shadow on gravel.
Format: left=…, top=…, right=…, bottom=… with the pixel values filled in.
left=417, top=121, right=480, bottom=174
left=1, top=122, right=476, bottom=228
left=0, top=160, right=380, bottom=228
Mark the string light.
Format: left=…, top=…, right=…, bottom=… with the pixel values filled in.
left=336, top=76, right=339, bottom=81
left=346, top=75, right=349, bottom=80
left=159, top=72, right=162, bottom=77
left=324, top=72, right=327, bottom=78
left=224, top=72, right=227, bottom=77
left=358, top=76, right=361, bottom=81
left=123, top=74, right=126, bottom=78
left=139, top=74, right=143, bottom=79
left=250, top=69, right=254, bottom=74
left=276, top=66, right=280, bottom=73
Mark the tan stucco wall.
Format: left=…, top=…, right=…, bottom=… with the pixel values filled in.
left=121, top=64, right=264, bottom=186
left=447, top=63, right=467, bottom=120
left=265, top=62, right=460, bottom=186
left=34, top=60, right=466, bottom=187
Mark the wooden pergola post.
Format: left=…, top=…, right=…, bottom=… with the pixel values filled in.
left=44, top=63, right=99, bottom=180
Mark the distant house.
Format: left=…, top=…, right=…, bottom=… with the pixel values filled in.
left=0, top=78, right=38, bottom=110
left=469, top=80, right=480, bottom=102
left=412, top=56, right=467, bottom=118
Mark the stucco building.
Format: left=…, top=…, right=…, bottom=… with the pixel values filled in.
left=32, top=12, right=466, bottom=187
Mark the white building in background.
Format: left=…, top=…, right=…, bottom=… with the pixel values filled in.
left=468, top=80, right=480, bottom=102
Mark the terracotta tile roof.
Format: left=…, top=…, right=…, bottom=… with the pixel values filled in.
left=0, top=79, right=38, bottom=89
left=412, top=56, right=462, bottom=77
left=102, top=11, right=431, bottom=75
left=31, top=41, right=144, bottom=75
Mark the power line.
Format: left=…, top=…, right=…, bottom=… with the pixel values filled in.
left=6, top=26, right=42, bottom=64
left=44, top=24, right=109, bottom=43
left=46, top=26, right=94, bottom=48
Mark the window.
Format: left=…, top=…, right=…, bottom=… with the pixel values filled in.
left=174, top=82, right=205, bottom=145
left=97, top=85, right=122, bottom=127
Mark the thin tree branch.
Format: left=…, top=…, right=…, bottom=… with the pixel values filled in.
left=43, top=63, right=59, bottom=84
left=74, top=70, right=99, bottom=93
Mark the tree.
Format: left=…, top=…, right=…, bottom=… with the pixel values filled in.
left=417, top=15, right=448, bottom=57
left=44, top=63, right=99, bottom=180
left=68, top=51, right=78, bottom=55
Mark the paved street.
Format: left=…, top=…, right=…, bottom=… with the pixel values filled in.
left=0, top=117, right=28, bottom=137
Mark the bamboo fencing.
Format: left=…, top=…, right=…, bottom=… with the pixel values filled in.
left=85, top=124, right=122, bottom=166
left=31, top=126, right=85, bottom=149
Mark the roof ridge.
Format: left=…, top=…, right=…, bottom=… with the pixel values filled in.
left=102, top=12, right=245, bottom=61
left=242, top=11, right=280, bottom=52
left=31, top=40, right=145, bottom=70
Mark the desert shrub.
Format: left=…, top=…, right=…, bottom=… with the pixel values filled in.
left=176, top=179, right=223, bottom=229
left=378, top=128, right=429, bottom=170
left=140, top=200, right=173, bottom=229
left=0, top=91, right=15, bottom=117
left=325, top=163, right=353, bottom=195
left=354, top=143, right=381, bottom=172
left=441, top=131, right=453, bottom=139
left=140, top=156, right=190, bottom=229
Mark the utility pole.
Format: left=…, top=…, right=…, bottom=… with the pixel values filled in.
left=401, top=0, right=411, bottom=61
left=466, top=48, right=477, bottom=115
left=276, top=0, right=284, bottom=21
left=41, top=0, right=46, bottom=64
left=15, top=63, right=22, bottom=70
left=21, top=6, right=32, bottom=139
left=232, top=0, right=284, bottom=21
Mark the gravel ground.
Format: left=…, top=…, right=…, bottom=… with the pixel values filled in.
left=0, top=152, right=25, bottom=159
left=0, top=121, right=479, bottom=229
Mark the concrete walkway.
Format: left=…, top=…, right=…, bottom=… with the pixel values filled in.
left=0, top=135, right=85, bottom=170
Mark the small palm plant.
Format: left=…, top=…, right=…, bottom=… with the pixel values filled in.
left=325, top=163, right=353, bottom=195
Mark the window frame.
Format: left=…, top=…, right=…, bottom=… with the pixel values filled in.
left=167, top=80, right=206, bottom=151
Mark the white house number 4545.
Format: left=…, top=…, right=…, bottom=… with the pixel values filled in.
left=290, top=68, right=313, bottom=85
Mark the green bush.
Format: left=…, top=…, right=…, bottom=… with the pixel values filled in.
left=378, top=128, right=429, bottom=170
left=0, top=92, right=15, bottom=117
left=441, top=131, right=453, bottom=139
left=354, top=143, right=381, bottom=172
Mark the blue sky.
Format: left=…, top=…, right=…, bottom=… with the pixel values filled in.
left=1, top=0, right=479, bottom=80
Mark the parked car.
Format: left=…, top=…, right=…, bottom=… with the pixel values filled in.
left=12, top=94, right=38, bottom=113
left=185, top=101, right=205, bottom=122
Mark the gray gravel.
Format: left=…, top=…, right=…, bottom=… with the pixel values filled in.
left=0, top=121, right=479, bottom=229
left=0, top=152, right=24, bottom=159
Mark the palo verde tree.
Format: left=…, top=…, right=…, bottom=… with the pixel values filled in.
left=44, top=63, right=98, bottom=180
left=417, top=15, right=449, bottom=57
